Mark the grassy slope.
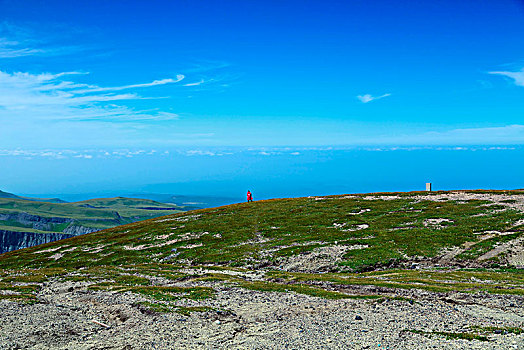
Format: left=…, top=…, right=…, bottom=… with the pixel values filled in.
left=0, top=197, right=183, bottom=234
left=0, top=190, right=19, bottom=199
left=2, top=190, right=523, bottom=269
left=0, top=190, right=522, bottom=307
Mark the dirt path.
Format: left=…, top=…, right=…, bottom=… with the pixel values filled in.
left=478, top=237, right=524, bottom=263
left=438, top=234, right=494, bottom=265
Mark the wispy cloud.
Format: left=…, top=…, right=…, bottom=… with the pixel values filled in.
left=0, top=30, right=228, bottom=123
left=76, top=74, right=185, bottom=93
left=184, top=60, right=231, bottom=73
left=0, top=27, right=43, bottom=58
left=0, top=22, right=82, bottom=58
left=0, top=45, right=45, bottom=58
left=0, top=23, right=227, bottom=123
left=489, top=68, right=524, bottom=87
left=0, top=70, right=184, bottom=121
left=181, top=60, right=236, bottom=90
left=0, top=43, right=79, bottom=58
left=183, top=79, right=205, bottom=87
left=357, top=93, right=391, bottom=103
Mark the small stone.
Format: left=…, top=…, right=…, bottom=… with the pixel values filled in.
left=355, top=315, right=363, bottom=320
left=214, top=320, right=221, bottom=325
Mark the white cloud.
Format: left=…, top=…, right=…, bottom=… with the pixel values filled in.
left=0, top=141, right=521, bottom=162
left=74, top=154, right=93, bottom=159
left=0, top=70, right=183, bottom=121
left=357, top=93, right=391, bottom=103
left=0, top=47, right=46, bottom=58
left=186, top=150, right=218, bottom=156
left=489, top=68, right=524, bottom=87
left=0, top=27, right=194, bottom=124
left=0, top=22, right=84, bottom=58
left=0, top=34, right=44, bottom=58
left=0, top=149, right=174, bottom=159
left=0, top=34, right=76, bottom=59
left=0, top=149, right=74, bottom=159
left=0, top=26, right=234, bottom=150
left=183, top=149, right=236, bottom=156
left=76, top=74, right=185, bottom=93
left=183, top=79, right=205, bottom=87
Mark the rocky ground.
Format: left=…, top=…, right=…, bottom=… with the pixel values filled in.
left=1, top=279, right=523, bottom=349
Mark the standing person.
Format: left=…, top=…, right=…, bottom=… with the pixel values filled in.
left=247, top=190, right=253, bottom=202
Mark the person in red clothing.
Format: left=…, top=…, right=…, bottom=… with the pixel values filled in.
left=247, top=190, right=253, bottom=202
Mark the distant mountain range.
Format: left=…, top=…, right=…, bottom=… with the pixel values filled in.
left=0, top=190, right=185, bottom=254
left=0, top=190, right=66, bottom=203
left=14, top=191, right=239, bottom=209
left=127, top=193, right=238, bottom=210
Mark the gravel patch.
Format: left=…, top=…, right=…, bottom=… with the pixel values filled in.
left=1, top=279, right=522, bottom=349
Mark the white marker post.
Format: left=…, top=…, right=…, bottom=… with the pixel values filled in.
left=426, top=183, right=432, bottom=192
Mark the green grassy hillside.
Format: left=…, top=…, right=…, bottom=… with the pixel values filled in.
left=0, top=190, right=19, bottom=199
left=0, top=196, right=183, bottom=233
left=2, top=189, right=523, bottom=269
left=0, top=190, right=522, bottom=306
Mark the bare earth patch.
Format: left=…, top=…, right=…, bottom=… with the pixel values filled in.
left=277, top=244, right=365, bottom=272
left=478, top=237, right=524, bottom=267
left=0, top=276, right=522, bottom=350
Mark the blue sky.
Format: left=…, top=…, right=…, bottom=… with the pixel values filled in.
left=0, top=0, right=523, bottom=198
